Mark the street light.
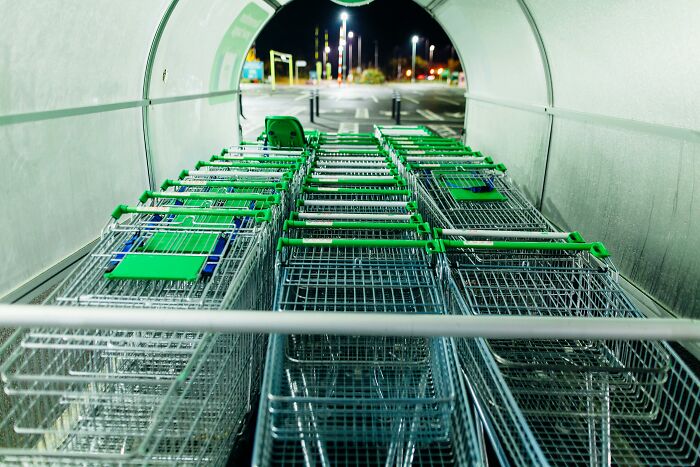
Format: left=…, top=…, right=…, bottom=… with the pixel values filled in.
left=429, top=44, right=435, bottom=69
left=348, top=31, right=354, bottom=81
left=411, top=35, right=419, bottom=84
left=338, top=11, right=349, bottom=84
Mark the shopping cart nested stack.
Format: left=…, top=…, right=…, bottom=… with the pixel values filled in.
left=0, top=139, right=308, bottom=465
left=437, top=229, right=700, bottom=466
left=252, top=133, right=483, bottom=466
left=382, top=132, right=553, bottom=232
left=379, top=126, right=700, bottom=466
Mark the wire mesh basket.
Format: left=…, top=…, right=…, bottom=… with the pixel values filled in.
left=0, top=331, right=265, bottom=466
left=443, top=241, right=699, bottom=466
left=252, top=337, right=483, bottom=466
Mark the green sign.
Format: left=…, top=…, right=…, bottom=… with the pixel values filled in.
left=209, top=2, right=268, bottom=103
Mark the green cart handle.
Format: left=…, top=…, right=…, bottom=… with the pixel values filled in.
left=179, top=169, right=296, bottom=181
left=433, top=227, right=586, bottom=244
left=399, top=155, right=492, bottom=164
left=317, top=149, right=386, bottom=156
left=288, top=211, right=424, bottom=225
left=407, top=162, right=507, bottom=172
left=139, top=190, right=280, bottom=205
left=161, top=179, right=288, bottom=191
left=301, top=186, right=412, bottom=196
left=195, top=160, right=301, bottom=170
left=305, top=176, right=406, bottom=186
left=277, top=237, right=441, bottom=253
left=294, top=199, right=417, bottom=210
left=283, top=220, right=430, bottom=234
left=111, top=205, right=272, bottom=222
left=211, top=155, right=305, bottom=163
left=441, top=239, right=610, bottom=259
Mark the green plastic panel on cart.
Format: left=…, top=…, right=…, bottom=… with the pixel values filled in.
left=105, top=254, right=206, bottom=281
left=441, top=175, right=506, bottom=202
left=447, top=188, right=507, bottom=202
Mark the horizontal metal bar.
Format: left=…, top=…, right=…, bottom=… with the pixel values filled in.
left=440, top=229, right=572, bottom=240
left=0, top=90, right=239, bottom=126
left=297, top=213, right=413, bottom=221
left=0, top=305, right=697, bottom=341
left=465, top=93, right=700, bottom=143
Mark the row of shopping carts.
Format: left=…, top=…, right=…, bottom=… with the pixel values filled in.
left=0, top=144, right=310, bottom=465
left=378, top=125, right=700, bottom=466
left=252, top=132, right=484, bottom=466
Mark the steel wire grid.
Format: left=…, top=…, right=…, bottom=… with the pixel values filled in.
left=252, top=338, right=483, bottom=466
left=300, top=190, right=411, bottom=202
left=0, top=331, right=266, bottom=466
left=444, top=248, right=700, bottom=465
left=48, top=216, right=272, bottom=309
left=445, top=246, right=670, bottom=403
left=409, top=169, right=554, bottom=231
left=257, top=334, right=455, bottom=444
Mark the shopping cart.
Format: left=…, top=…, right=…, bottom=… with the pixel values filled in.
left=439, top=232, right=699, bottom=466
left=0, top=330, right=264, bottom=466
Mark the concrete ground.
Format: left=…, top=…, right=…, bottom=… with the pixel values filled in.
left=239, top=82, right=466, bottom=140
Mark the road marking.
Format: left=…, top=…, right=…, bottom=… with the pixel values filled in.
left=445, top=111, right=465, bottom=119
left=416, top=109, right=445, bottom=121
left=403, top=96, right=420, bottom=104
left=294, top=93, right=309, bottom=101
left=435, top=96, right=463, bottom=106
left=355, top=108, right=369, bottom=119
left=334, top=94, right=343, bottom=101
left=338, top=122, right=359, bottom=133
left=433, top=125, right=459, bottom=137
left=379, top=110, right=408, bottom=116
left=371, top=95, right=379, bottom=103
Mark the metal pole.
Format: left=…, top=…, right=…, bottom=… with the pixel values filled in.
left=374, top=40, right=378, bottom=69
left=358, top=36, right=362, bottom=73
left=391, top=91, right=396, bottom=119
left=396, top=96, right=401, bottom=124
left=411, top=41, right=417, bottom=83
left=0, top=305, right=697, bottom=341
left=309, top=94, right=314, bottom=123
left=315, top=89, right=320, bottom=117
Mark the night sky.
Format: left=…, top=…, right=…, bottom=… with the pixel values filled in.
left=253, top=0, right=456, bottom=75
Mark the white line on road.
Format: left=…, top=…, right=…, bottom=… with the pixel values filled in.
left=371, top=95, right=379, bottom=103
left=338, top=122, right=359, bottom=133
left=433, top=125, right=459, bottom=137
left=435, top=96, right=463, bottom=106
left=403, top=96, right=420, bottom=104
left=334, top=94, right=343, bottom=101
left=416, top=109, right=445, bottom=121
left=355, top=108, right=369, bottom=119
left=294, top=93, right=309, bottom=101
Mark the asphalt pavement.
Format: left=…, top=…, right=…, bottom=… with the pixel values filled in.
left=239, top=82, right=466, bottom=140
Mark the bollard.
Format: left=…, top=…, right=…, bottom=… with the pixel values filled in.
left=395, top=97, right=401, bottom=125
left=315, top=89, right=320, bottom=117
left=391, top=91, right=396, bottom=119
left=309, top=94, right=314, bottom=123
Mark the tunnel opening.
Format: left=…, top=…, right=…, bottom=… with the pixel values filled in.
left=238, top=0, right=466, bottom=141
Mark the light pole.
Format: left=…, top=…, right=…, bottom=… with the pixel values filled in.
left=323, top=46, right=330, bottom=79
left=348, top=31, right=354, bottom=81
left=429, top=44, right=435, bottom=70
left=411, top=35, right=419, bottom=83
left=338, top=11, right=348, bottom=84
left=357, top=35, right=362, bottom=74
left=374, top=40, right=378, bottom=69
